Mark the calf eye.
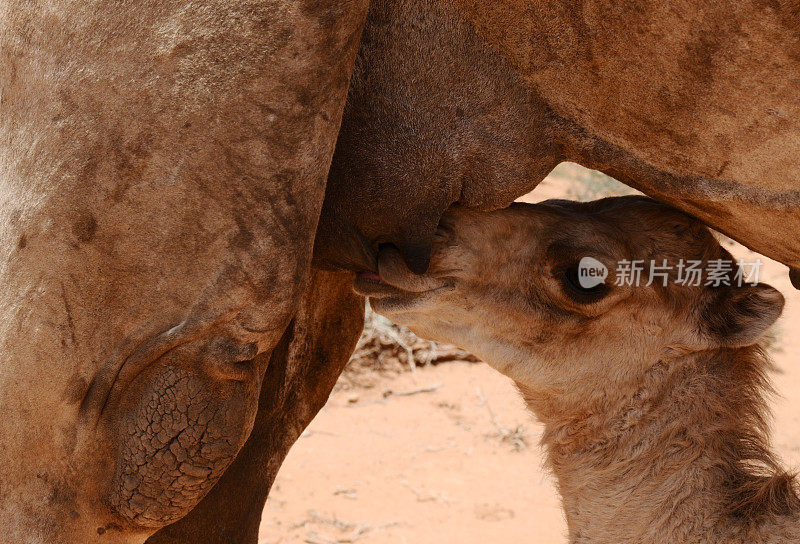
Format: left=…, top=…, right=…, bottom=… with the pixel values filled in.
left=559, top=265, right=609, bottom=301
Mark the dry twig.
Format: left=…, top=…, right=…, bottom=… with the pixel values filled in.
left=382, top=383, right=442, bottom=398
left=476, top=387, right=528, bottom=451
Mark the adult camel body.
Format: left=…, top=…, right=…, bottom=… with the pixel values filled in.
left=1, top=1, right=798, bottom=544
left=163, top=1, right=800, bottom=540
left=0, top=1, right=368, bottom=542
left=316, top=0, right=800, bottom=276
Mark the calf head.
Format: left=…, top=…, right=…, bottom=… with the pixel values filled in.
left=357, top=197, right=784, bottom=407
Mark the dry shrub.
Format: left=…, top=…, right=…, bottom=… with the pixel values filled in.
left=338, top=304, right=479, bottom=390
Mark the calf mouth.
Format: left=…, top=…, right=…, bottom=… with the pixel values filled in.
left=353, top=272, right=452, bottom=298
left=353, top=272, right=453, bottom=317
left=353, top=246, right=452, bottom=302
left=352, top=271, right=406, bottom=298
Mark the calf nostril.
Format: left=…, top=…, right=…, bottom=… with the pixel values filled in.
left=434, top=220, right=455, bottom=238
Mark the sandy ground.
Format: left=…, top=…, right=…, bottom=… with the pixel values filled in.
left=259, top=169, right=800, bottom=544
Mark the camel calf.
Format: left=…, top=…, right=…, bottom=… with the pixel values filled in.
left=355, top=196, right=799, bottom=544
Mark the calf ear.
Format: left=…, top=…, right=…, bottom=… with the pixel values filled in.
left=702, top=284, right=784, bottom=347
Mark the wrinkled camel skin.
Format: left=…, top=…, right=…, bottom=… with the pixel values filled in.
left=316, top=0, right=800, bottom=275
left=147, top=269, right=364, bottom=544
left=0, top=1, right=367, bottom=543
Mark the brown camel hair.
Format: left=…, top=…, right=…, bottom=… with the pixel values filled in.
left=358, top=196, right=799, bottom=543
left=0, top=1, right=368, bottom=542
left=317, top=0, right=800, bottom=279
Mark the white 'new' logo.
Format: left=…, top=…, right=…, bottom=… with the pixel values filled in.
left=578, top=256, right=608, bottom=288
